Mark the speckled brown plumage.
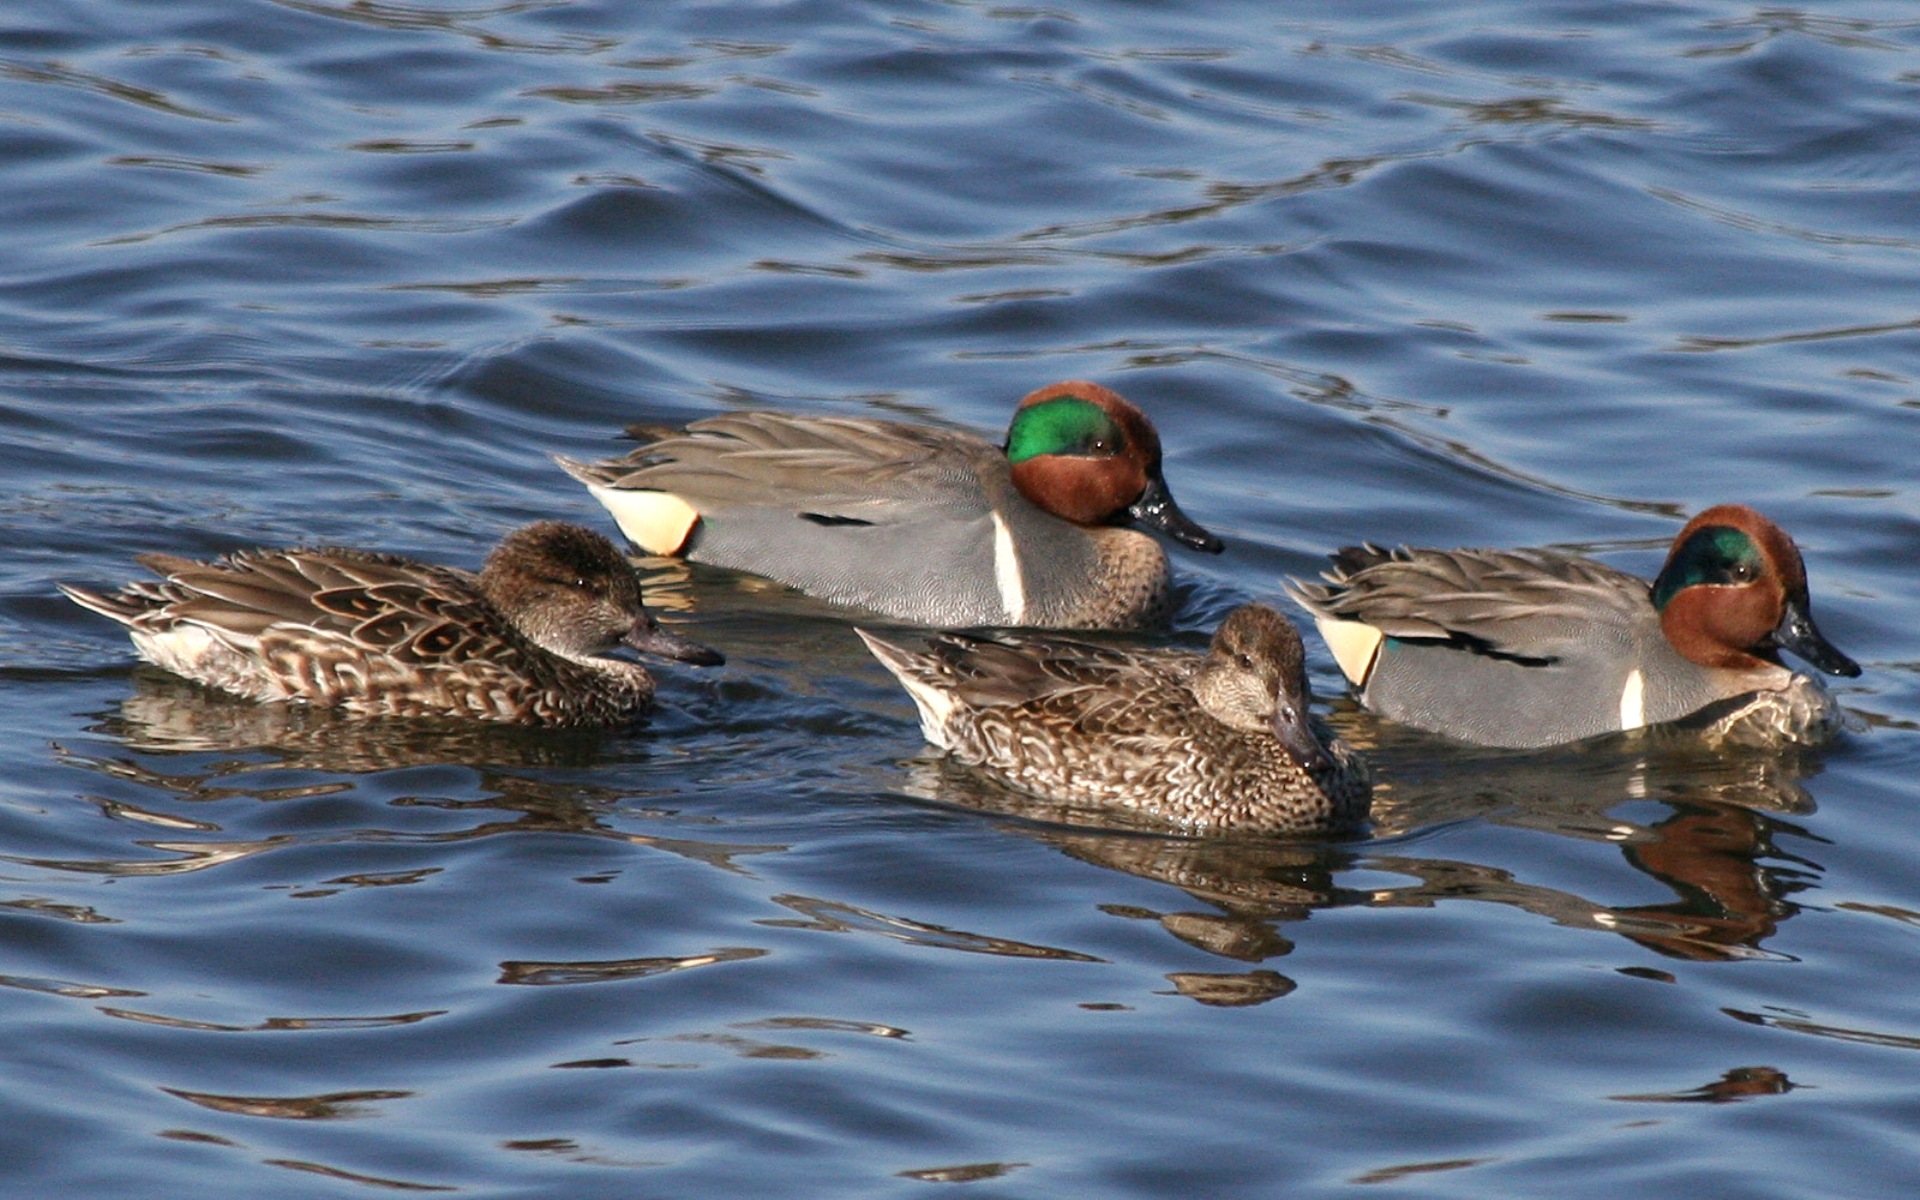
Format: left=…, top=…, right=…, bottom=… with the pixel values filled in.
left=60, top=522, right=722, bottom=726
left=858, top=604, right=1371, bottom=834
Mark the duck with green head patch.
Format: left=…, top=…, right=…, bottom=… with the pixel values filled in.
left=557, top=380, right=1223, bottom=630
left=1286, top=505, right=1860, bottom=749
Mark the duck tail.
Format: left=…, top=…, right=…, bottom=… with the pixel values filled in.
left=57, top=581, right=144, bottom=626
left=856, top=628, right=959, bottom=750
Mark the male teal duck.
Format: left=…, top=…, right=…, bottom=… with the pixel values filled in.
left=60, top=521, right=724, bottom=726
left=555, top=380, right=1223, bottom=630
left=1286, top=505, right=1860, bottom=749
left=857, top=603, right=1371, bottom=834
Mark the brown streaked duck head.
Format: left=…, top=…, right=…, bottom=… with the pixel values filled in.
left=1192, top=603, right=1335, bottom=774
left=481, top=522, right=724, bottom=667
left=1002, top=380, right=1224, bottom=554
left=1650, top=504, right=1858, bottom=678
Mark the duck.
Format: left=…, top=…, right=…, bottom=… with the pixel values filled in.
left=1285, top=504, right=1861, bottom=749
left=554, top=380, right=1223, bottom=630
left=59, top=521, right=724, bottom=726
left=856, top=603, right=1371, bottom=834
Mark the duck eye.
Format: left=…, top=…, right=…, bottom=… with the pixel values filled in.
left=1236, top=652, right=1255, bottom=671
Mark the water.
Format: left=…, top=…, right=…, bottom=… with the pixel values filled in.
left=4, top=0, right=1919, bottom=1194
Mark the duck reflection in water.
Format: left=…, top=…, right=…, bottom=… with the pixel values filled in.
left=1359, top=737, right=1822, bottom=963
left=897, top=728, right=1823, bottom=982
left=58, top=671, right=779, bottom=880
left=895, top=757, right=1357, bottom=1005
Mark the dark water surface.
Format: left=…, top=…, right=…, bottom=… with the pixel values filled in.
left=4, top=1, right=1919, bottom=1195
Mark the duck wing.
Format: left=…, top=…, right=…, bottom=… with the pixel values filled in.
left=123, top=548, right=503, bottom=665
left=1290, top=545, right=1649, bottom=663
left=562, top=413, right=996, bottom=520
left=861, top=627, right=1193, bottom=737
left=562, top=413, right=1024, bottom=624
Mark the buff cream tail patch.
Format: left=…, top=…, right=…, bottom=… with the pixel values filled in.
left=1315, top=616, right=1384, bottom=688
left=591, top=485, right=700, bottom=556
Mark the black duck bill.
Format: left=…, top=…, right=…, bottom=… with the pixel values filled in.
left=1771, top=595, right=1859, bottom=678
left=1126, top=470, right=1223, bottom=554
left=623, top=619, right=725, bottom=667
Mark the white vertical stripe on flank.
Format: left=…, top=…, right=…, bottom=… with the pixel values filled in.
left=1619, top=668, right=1646, bottom=731
left=991, top=513, right=1026, bottom=623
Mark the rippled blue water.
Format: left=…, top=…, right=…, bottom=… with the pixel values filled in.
left=4, top=1, right=1919, bottom=1194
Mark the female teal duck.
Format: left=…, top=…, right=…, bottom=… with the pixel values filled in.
left=60, top=522, right=723, bottom=726
left=857, top=603, right=1371, bottom=834
left=555, top=380, right=1223, bottom=630
left=1286, top=505, right=1860, bottom=749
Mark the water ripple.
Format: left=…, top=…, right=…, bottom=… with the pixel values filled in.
left=497, top=946, right=766, bottom=986
left=160, top=1087, right=413, bottom=1120
left=760, top=894, right=1103, bottom=962
left=0, top=58, right=235, bottom=121
left=99, top=1007, right=445, bottom=1032
left=5, top=0, right=1920, bottom=1194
